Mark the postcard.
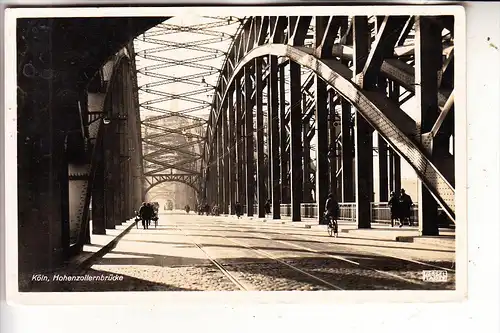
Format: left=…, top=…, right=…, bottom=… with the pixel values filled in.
left=3, top=5, right=466, bottom=305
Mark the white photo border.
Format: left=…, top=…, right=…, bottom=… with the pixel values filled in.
left=4, top=5, right=467, bottom=306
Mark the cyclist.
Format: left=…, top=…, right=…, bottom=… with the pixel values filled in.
left=325, top=193, right=340, bottom=236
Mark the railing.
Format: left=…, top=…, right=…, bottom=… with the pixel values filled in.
left=371, top=202, right=417, bottom=223
left=229, top=202, right=461, bottom=227
left=339, top=203, right=357, bottom=222
left=242, top=202, right=415, bottom=225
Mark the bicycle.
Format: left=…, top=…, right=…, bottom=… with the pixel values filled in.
left=322, top=212, right=338, bottom=237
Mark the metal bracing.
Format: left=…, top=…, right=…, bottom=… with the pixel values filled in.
left=134, top=17, right=242, bottom=196
left=203, top=15, right=456, bottom=226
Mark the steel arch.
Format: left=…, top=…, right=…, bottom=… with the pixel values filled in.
left=144, top=174, right=200, bottom=195
left=202, top=16, right=455, bottom=222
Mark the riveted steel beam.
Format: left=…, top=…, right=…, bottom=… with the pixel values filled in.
left=255, top=58, right=266, bottom=218
left=244, top=65, right=255, bottom=216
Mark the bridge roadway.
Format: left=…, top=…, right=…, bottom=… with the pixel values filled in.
left=34, top=212, right=455, bottom=292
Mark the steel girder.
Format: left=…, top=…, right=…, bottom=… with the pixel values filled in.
left=203, top=16, right=455, bottom=224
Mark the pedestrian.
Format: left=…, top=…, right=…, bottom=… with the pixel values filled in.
left=388, top=191, right=400, bottom=227
left=264, top=199, right=271, bottom=215
left=234, top=201, right=242, bottom=219
left=398, top=189, right=413, bottom=227
left=139, top=202, right=153, bottom=230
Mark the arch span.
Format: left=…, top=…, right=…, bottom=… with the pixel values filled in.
left=204, top=43, right=455, bottom=221
left=144, top=175, right=200, bottom=196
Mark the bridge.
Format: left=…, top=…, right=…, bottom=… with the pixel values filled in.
left=16, top=14, right=456, bottom=291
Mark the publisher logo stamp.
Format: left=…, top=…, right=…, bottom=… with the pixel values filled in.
left=422, top=270, right=448, bottom=282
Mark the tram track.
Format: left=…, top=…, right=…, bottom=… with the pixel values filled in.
left=201, top=223, right=424, bottom=288
left=202, top=219, right=455, bottom=288
left=174, top=226, right=250, bottom=291
left=210, top=218, right=456, bottom=273
left=175, top=224, right=345, bottom=291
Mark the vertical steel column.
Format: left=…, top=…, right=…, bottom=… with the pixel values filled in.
left=235, top=79, right=244, bottom=205
left=60, top=134, right=70, bottom=256
left=415, top=16, right=441, bottom=235
left=340, top=97, right=354, bottom=202
left=228, top=89, right=236, bottom=214
left=328, top=90, right=338, bottom=199
left=302, top=93, right=311, bottom=203
left=278, top=64, right=289, bottom=204
left=267, top=78, right=273, bottom=202
left=206, top=165, right=211, bottom=205
left=118, top=116, right=126, bottom=223
left=244, top=65, right=255, bottom=216
left=127, top=134, right=134, bottom=219
left=222, top=97, right=230, bottom=215
left=315, top=75, right=329, bottom=219
left=269, top=55, right=281, bottom=219
left=378, top=76, right=389, bottom=202
left=241, top=80, right=247, bottom=209
left=394, top=153, right=401, bottom=194
left=112, top=110, right=122, bottom=226
left=104, top=124, right=115, bottom=229
left=389, top=81, right=402, bottom=194
left=255, top=58, right=266, bottom=218
left=217, top=112, right=223, bottom=209
left=378, top=136, right=389, bottom=201
left=353, top=16, right=373, bottom=229
left=92, top=131, right=106, bottom=235
left=289, top=61, right=303, bottom=222
left=17, top=105, right=70, bottom=274
left=115, top=74, right=126, bottom=224
left=388, top=149, right=395, bottom=192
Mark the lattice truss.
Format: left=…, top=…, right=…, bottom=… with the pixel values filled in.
left=134, top=16, right=243, bottom=192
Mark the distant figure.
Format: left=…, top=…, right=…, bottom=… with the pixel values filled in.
left=264, top=200, right=271, bottom=215
left=388, top=191, right=400, bottom=227
left=234, top=202, right=242, bottom=219
left=212, top=203, right=220, bottom=216
left=185, top=205, right=190, bottom=214
left=204, top=203, right=210, bottom=216
left=398, top=189, right=413, bottom=227
left=139, top=202, right=153, bottom=229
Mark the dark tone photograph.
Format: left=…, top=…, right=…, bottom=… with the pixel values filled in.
left=15, top=10, right=459, bottom=293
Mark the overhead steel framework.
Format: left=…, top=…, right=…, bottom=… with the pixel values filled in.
left=134, top=17, right=243, bottom=196
left=201, top=15, right=455, bottom=235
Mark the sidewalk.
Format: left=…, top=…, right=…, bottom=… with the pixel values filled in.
left=68, top=219, right=137, bottom=271
left=218, top=213, right=455, bottom=249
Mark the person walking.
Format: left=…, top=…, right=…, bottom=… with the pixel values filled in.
left=388, top=191, right=400, bottom=227
left=264, top=199, right=271, bottom=215
left=139, top=202, right=153, bottom=230
left=399, top=189, right=414, bottom=227
left=234, top=201, right=242, bottom=219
